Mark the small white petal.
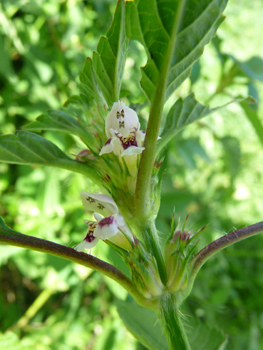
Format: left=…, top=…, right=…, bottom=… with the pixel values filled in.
left=99, top=138, right=114, bottom=155
left=121, top=146, right=145, bottom=156
left=136, top=130, right=146, bottom=146
left=80, top=190, right=118, bottom=215
left=75, top=237, right=99, bottom=251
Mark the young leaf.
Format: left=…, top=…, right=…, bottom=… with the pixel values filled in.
left=23, top=110, right=95, bottom=149
left=116, top=299, right=169, bottom=350
left=24, top=110, right=84, bottom=135
left=93, top=0, right=128, bottom=105
left=126, top=0, right=228, bottom=102
left=80, top=0, right=127, bottom=108
left=0, top=131, right=99, bottom=181
left=156, top=94, right=254, bottom=156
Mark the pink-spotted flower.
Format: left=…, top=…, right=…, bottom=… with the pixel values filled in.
left=75, top=190, right=132, bottom=251
left=99, top=101, right=145, bottom=176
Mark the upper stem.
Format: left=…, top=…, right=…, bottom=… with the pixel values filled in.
left=134, top=0, right=186, bottom=221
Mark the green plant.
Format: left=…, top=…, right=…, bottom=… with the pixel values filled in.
left=1, top=0, right=263, bottom=349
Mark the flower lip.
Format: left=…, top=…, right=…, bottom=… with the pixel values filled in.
left=98, top=216, right=115, bottom=227
left=75, top=222, right=99, bottom=251
left=112, top=128, right=138, bottom=150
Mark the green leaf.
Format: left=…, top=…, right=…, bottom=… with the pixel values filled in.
left=0, top=33, right=15, bottom=79
left=80, top=0, right=127, bottom=108
left=116, top=299, right=168, bottom=350
left=24, top=111, right=84, bottom=135
left=240, top=57, right=263, bottom=82
left=240, top=101, right=263, bottom=146
left=0, top=131, right=99, bottom=181
left=80, top=58, right=107, bottom=116
left=156, top=94, right=254, bottom=156
left=63, top=94, right=89, bottom=108
left=187, top=320, right=228, bottom=350
left=126, top=0, right=228, bottom=102
left=0, top=130, right=69, bottom=164
left=23, top=110, right=94, bottom=149
left=93, top=0, right=128, bottom=105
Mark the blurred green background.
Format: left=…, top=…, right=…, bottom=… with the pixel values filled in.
left=1, top=0, right=263, bottom=349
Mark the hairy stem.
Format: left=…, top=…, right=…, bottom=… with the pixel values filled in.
left=158, top=293, right=191, bottom=350
left=192, top=221, right=263, bottom=277
left=0, top=228, right=157, bottom=310
left=134, top=0, right=186, bottom=221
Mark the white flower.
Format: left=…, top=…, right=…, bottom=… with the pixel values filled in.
left=75, top=191, right=132, bottom=251
left=99, top=101, right=145, bottom=158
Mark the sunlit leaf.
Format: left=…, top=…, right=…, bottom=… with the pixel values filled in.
left=117, top=299, right=168, bottom=350
left=0, top=131, right=99, bottom=180
left=93, top=0, right=128, bottom=105
left=156, top=94, right=254, bottom=155
left=126, top=0, right=228, bottom=102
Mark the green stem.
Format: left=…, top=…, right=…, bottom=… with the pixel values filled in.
left=134, top=0, right=186, bottom=221
left=0, top=229, right=157, bottom=310
left=158, top=293, right=191, bottom=350
left=17, top=287, right=55, bottom=328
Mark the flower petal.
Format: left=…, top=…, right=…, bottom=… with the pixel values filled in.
left=75, top=222, right=100, bottom=251
left=94, top=215, right=118, bottom=240
left=121, top=146, right=145, bottom=156
left=105, top=101, right=139, bottom=138
left=99, top=138, right=114, bottom=156
left=81, top=190, right=118, bottom=216
left=75, top=236, right=99, bottom=251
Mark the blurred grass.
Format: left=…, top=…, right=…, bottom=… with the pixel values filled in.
left=1, top=0, right=263, bottom=349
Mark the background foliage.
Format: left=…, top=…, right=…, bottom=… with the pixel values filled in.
left=1, top=0, right=263, bottom=349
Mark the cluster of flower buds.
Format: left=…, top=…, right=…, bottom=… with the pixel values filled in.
left=125, top=237, right=165, bottom=299
left=164, top=215, right=206, bottom=295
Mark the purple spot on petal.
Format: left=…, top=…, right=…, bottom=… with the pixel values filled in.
left=105, top=138, right=112, bottom=145
left=98, top=216, right=114, bottom=227
left=84, top=233, right=96, bottom=243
